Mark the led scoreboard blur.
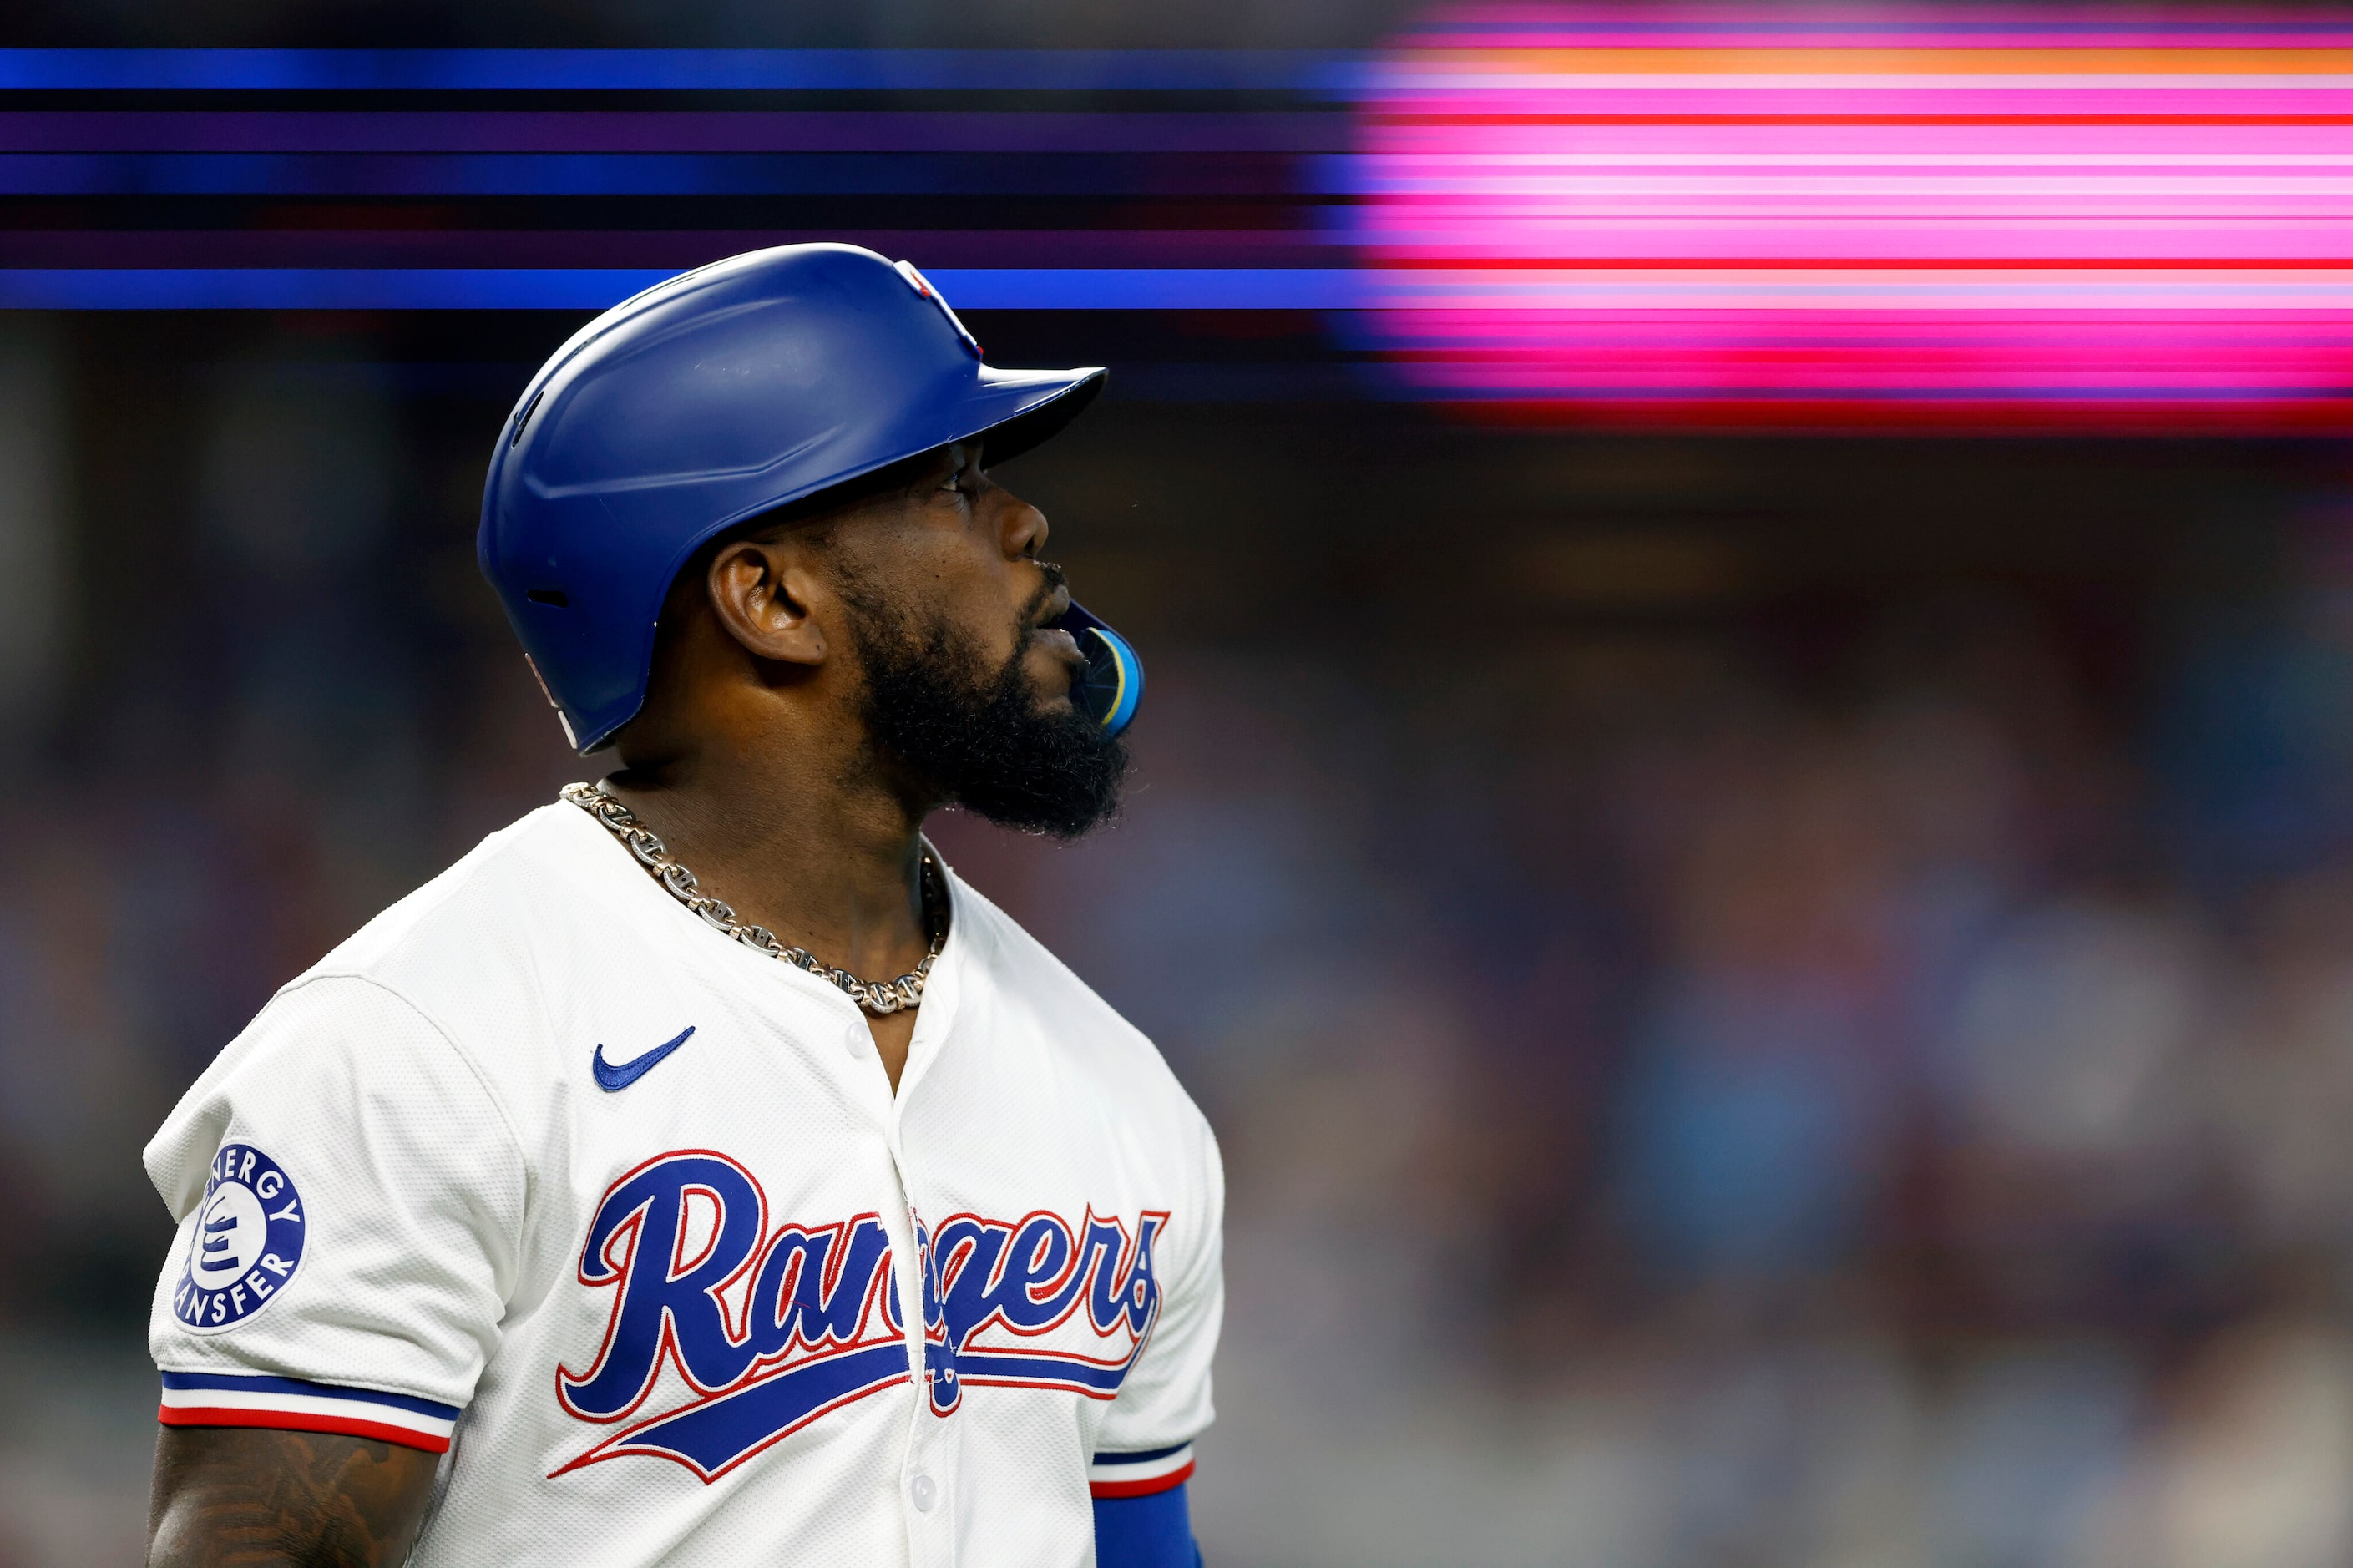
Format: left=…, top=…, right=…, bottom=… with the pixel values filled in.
left=4, top=18, right=2351, bottom=432
left=1348, top=5, right=2353, bottom=430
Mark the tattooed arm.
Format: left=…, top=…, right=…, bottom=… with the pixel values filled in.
left=148, top=1427, right=440, bottom=1568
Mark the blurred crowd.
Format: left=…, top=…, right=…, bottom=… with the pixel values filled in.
left=1029, top=584, right=2353, bottom=1568
left=988, top=588, right=2353, bottom=1567
left=5, top=317, right=2353, bottom=1566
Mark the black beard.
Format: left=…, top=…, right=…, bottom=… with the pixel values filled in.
left=843, top=584, right=1129, bottom=840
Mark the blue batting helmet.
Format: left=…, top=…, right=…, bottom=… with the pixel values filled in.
left=478, top=243, right=1137, bottom=754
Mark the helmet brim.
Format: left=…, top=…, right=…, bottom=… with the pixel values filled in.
left=969, top=366, right=1107, bottom=471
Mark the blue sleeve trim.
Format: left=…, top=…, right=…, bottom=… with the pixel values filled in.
left=158, top=1370, right=463, bottom=1420
left=1091, top=1440, right=1192, bottom=1465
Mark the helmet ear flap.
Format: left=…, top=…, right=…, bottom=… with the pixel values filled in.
left=520, top=655, right=584, bottom=751
left=1050, top=602, right=1144, bottom=737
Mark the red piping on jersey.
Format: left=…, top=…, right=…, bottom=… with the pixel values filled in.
left=1088, top=1459, right=1194, bottom=1500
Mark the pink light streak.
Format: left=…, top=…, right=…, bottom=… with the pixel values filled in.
left=1351, top=3, right=2353, bottom=430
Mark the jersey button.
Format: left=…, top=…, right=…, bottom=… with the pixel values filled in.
left=909, top=1474, right=938, bottom=1513
left=844, top=1024, right=868, bottom=1060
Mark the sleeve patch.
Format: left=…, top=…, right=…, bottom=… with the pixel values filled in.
left=1088, top=1442, right=1195, bottom=1498
left=159, top=1372, right=459, bottom=1454
left=170, top=1143, right=306, bottom=1334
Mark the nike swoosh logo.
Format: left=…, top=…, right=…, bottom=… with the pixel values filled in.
left=592, top=1026, right=696, bottom=1092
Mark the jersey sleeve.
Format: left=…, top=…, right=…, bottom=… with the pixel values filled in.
left=144, top=974, right=527, bottom=1454
left=1090, top=1115, right=1223, bottom=1497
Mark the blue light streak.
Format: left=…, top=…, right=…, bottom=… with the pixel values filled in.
left=0, top=49, right=1364, bottom=94
left=0, top=267, right=1367, bottom=311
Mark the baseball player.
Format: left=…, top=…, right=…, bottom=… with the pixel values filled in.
left=142, top=245, right=1220, bottom=1568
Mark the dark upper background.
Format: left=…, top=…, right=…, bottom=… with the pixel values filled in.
left=3, top=3, right=2353, bottom=1565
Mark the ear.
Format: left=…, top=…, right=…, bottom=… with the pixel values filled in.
left=705, top=536, right=831, bottom=668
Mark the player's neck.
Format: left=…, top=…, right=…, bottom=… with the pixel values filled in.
left=599, top=736, right=936, bottom=988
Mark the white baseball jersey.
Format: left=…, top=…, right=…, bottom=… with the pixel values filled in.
left=144, top=800, right=1222, bottom=1567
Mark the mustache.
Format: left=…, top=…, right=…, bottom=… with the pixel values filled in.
left=1019, top=562, right=1070, bottom=635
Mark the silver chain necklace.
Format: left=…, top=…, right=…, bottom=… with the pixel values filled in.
left=562, top=781, right=945, bottom=1016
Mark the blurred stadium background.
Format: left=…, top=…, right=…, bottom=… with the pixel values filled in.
left=7, top=3, right=2353, bottom=1564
